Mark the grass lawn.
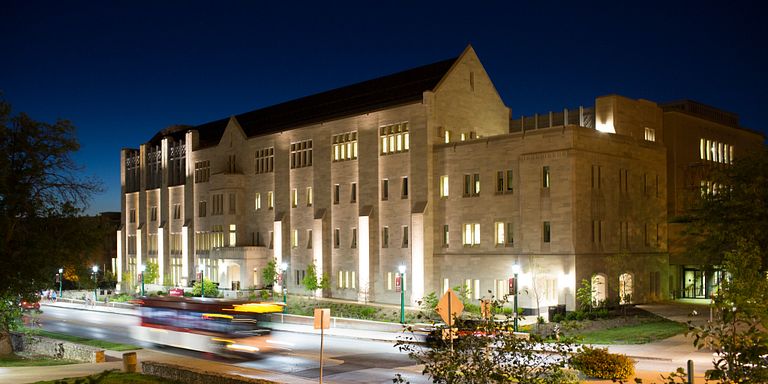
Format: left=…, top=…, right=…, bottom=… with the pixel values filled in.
left=0, top=354, right=78, bottom=367
left=574, top=319, right=687, bottom=344
left=24, top=328, right=142, bottom=351
left=32, top=370, right=181, bottom=383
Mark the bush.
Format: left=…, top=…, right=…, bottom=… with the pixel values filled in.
left=110, top=293, right=134, bottom=302
left=552, top=313, right=564, bottom=323
left=571, top=346, right=635, bottom=380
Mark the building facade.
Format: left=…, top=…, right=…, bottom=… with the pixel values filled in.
left=117, top=46, right=763, bottom=313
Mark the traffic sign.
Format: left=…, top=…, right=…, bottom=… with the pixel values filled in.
left=436, top=289, right=464, bottom=326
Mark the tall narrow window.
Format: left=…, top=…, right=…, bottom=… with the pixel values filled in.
left=198, top=201, right=207, bottom=217
left=254, top=193, right=261, bottom=210
left=254, top=147, right=274, bottom=174
left=307, top=187, right=313, bottom=206
left=150, top=206, right=157, bottom=222
left=440, top=176, right=449, bottom=197
left=334, top=228, right=340, bottom=248
left=505, top=222, right=514, bottom=246
left=351, top=228, right=357, bottom=248
left=402, top=226, right=409, bottom=248
left=379, top=122, right=409, bottom=155
left=463, top=174, right=471, bottom=197
left=333, top=184, right=340, bottom=204
left=267, top=191, right=274, bottom=209
left=496, top=171, right=504, bottom=193
left=382, top=179, right=389, bottom=200
left=130, top=209, right=136, bottom=223
left=462, top=223, right=480, bottom=246
left=442, top=225, right=449, bottom=247
left=350, top=183, right=357, bottom=203
left=401, top=177, right=409, bottom=198
left=290, top=140, right=313, bottom=169
left=228, top=193, right=236, bottom=214
left=332, top=132, right=358, bottom=161
left=291, top=229, right=298, bottom=248
left=543, top=221, right=551, bottom=243
left=495, top=222, right=505, bottom=245
left=382, top=227, right=389, bottom=248
left=473, top=173, right=480, bottom=195
left=506, top=170, right=514, bottom=192
left=543, top=166, right=551, bottom=188
left=307, top=229, right=313, bottom=249
left=173, top=204, right=181, bottom=220
left=291, top=189, right=298, bottom=208
left=229, top=224, right=237, bottom=247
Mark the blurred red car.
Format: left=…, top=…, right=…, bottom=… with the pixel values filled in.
left=20, top=298, right=41, bottom=312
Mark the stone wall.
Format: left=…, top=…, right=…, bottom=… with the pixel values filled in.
left=11, top=332, right=105, bottom=363
left=142, top=361, right=279, bottom=384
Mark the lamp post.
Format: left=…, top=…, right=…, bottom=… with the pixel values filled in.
left=399, top=265, right=406, bottom=324
left=198, top=264, right=205, bottom=298
left=139, top=264, right=146, bottom=296
left=280, top=262, right=288, bottom=308
left=58, top=268, right=63, bottom=300
left=511, top=263, right=521, bottom=332
left=91, top=265, right=99, bottom=302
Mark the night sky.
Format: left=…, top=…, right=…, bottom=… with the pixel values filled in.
left=2, top=1, right=766, bottom=214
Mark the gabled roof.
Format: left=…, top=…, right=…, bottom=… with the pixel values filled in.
left=150, top=56, right=458, bottom=147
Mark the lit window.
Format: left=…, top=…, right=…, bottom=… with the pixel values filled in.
left=440, top=175, right=449, bottom=197
left=332, top=132, right=357, bottom=162
left=443, top=224, right=449, bottom=247
left=307, top=187, right=313, bottom=206
left=291, top=229, right=298, bottom=248
left=543, top=166, right=550, bottom=188
left=267, top=191, right=274, bottom=209
left=444, top=130, right=451, bottom=143
left=379, top=122, right=409, bottom=155
left=229, top=224, right=237, bottom=247
left=291, top=189, right=298, bottom=208
left=644, top=127, right=656, bottom=142
left=463, top=223, right=480, bottom=246
left=495, top=222, right=505, bottom=245
left=254, top=193, right=261, bottom=210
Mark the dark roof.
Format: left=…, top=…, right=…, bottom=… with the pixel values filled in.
left=150, top=56, right=458, bottom=147
left=660, top=100, right=739, bottom=127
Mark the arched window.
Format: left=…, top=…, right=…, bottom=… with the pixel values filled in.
left=591, top=274, right=607, bottom=306
left=619, top=273, right=633, bottom=304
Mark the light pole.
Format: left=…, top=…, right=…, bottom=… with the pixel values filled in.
left=139, top=264, right=146, bottom=296
left=198, top=264, right=205, bottom=298
left=280, top=262, right=288, bottom=308
left=58, top=268, right=63, bottom=300
left=511, top=263, right=521, bottom=332
left=399, top=265, right=406, bottom=324
left=92, top=265, right=99, bottom=302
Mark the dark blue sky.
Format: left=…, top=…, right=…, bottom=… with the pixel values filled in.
left=2, top=1, right=766, bottom=214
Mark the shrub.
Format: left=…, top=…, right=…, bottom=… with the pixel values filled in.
left=552, top=313, right=564, bottom=323
left=571, top=346, right=635, bottom=380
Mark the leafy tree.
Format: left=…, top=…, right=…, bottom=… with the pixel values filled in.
left=575, top=277, right=594, bottom=313
left=0, top=99, right=101, bottom=355
left=262, top=257, right=278, bottom=289
left=301, top=263, right=328, bottom=296
left=143, top=261, right=160, bottom=285
left=688, top=240, right=768, bottom=382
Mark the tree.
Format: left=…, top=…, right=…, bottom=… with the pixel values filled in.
left=688, top=240, right=768, bottom=382
left=191, top=280, right=220, bottom=298
left=143, top=261, right=160, bottom=285
left=262, top=257, right=278, bottom=289
left=0, top=99, right=101, bottom=355
left=301, top=263, right=329, bottom=297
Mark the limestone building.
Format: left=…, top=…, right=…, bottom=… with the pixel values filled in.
left=117, top=46, right=763, bottom=313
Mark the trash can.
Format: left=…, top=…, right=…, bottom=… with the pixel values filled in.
left=122, top=351, right=137, bottom=373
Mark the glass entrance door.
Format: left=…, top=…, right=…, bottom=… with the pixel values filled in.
left=683, top=269, right=706, bottom=298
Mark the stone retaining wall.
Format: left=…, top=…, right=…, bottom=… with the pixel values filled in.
left=10, top=332, right=105, bottom=363
left=142, top=361, right=279, bottom=384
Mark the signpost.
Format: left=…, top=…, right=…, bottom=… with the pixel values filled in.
left=314, top=308, right=331, bottom=384
left=436, top=289, right=464, bottom=350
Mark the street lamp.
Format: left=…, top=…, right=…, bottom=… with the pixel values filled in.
left=280, top=262, right=288, bottom=309
left=58, top=268, right=63, bottom=300
left=399, top=265, right=406, bottom=324
left=139, top=264, right=146, bottom=296
left=511, top=263, right=521, bottom=332
left=91, top=265, right=99, bottom=302
left=198, top=264, right=205, bottom=298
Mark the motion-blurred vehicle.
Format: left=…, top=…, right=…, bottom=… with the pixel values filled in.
left=20, top=298, right=41, bottom=312
left=131, top=296, right=289, bottom=357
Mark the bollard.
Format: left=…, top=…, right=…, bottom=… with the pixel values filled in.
left=123, top=351, right=137, bottom=373
left=687, top=359, right=694, bottom=384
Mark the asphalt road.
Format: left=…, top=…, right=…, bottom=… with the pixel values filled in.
left=36, top=306, right=429, bottom=384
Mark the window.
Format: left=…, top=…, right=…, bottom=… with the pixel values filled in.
left=291, top=229, right=298, bottom=248
left=442, top=225, right=450, bottom=247
left=333, top=184, right=340, bottom=204
left=306, top=187, right=313, bottom=206
left=591, top=220, right=602, bottom=243
left=334, top=228, right=340, bottom=248
left=591, top=165, right=601, bottom=190
left=402, top=226, right=409, bottom=248
left=267, top=191, right=274, bottom=209
left=401, top=177, right=409, bottom=198
left=227, top=154, right=237, bottom=174
left=130, top=209, right=136, bottom=223
left=290, top=139, right=313, bottom=169
left=463, top=174, right=480, bottom=197
left=212, top=225, right=224, bottom=248
left=291, top=189, right=298, bottom=208
left=387, top=272, right=393, bottom=290
left=462, top=223, right=480, bottom=246
left=542, top=166, right=550, bottom=188
left=351, top=228, right=357, bottom=248
left=194, top=160, right=210, bottom=183
left=591, top=275, right=607, bottom=306
left=307, top=229, right=313, bottom=248
left=198, top=201, right=207, bottom=217
left=382, top=179, right=389, bottom=200
left=255, top=147, right=274, bottom=174
left=444, top=130, right=451, bottom=143
left=212, top=194, right=224, bottom=215
left=619, top=273, right=633, bottom=304
left=254, top=193, right=261, bottom=210
left=700, top=138, right=733, bottom=164
left=506, top=170, right=514, bottom=192
left=350, top=183, right=357, bottom=203
left=494, top=222, right=505, bottom=245
left=382, top=227, right=389, bottom=248
left=173, top=204, right=181, bottom=220
left=619, top=221, right=629, bottom=249
left=380, top=122, right=409, bottom=155
left=228, top=193, right=236, bottom=214
left=332, top=132, right=358, bottom=161
left=644, top=127, right=656, bottom=142
left=150, top=206, right=158, bottom=222
left=496, top=171, right=504, bottom=193
left=228, top=224, right=236, bottom=247
left=619, top=169, right=629, bottom=193
left=505, top=222, right=514, bottom=246
left=269, top=231, right=274, bottom=249
left=439, top=176, right=449, bottom=197
left=543, top=221, right=551, bottom=243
